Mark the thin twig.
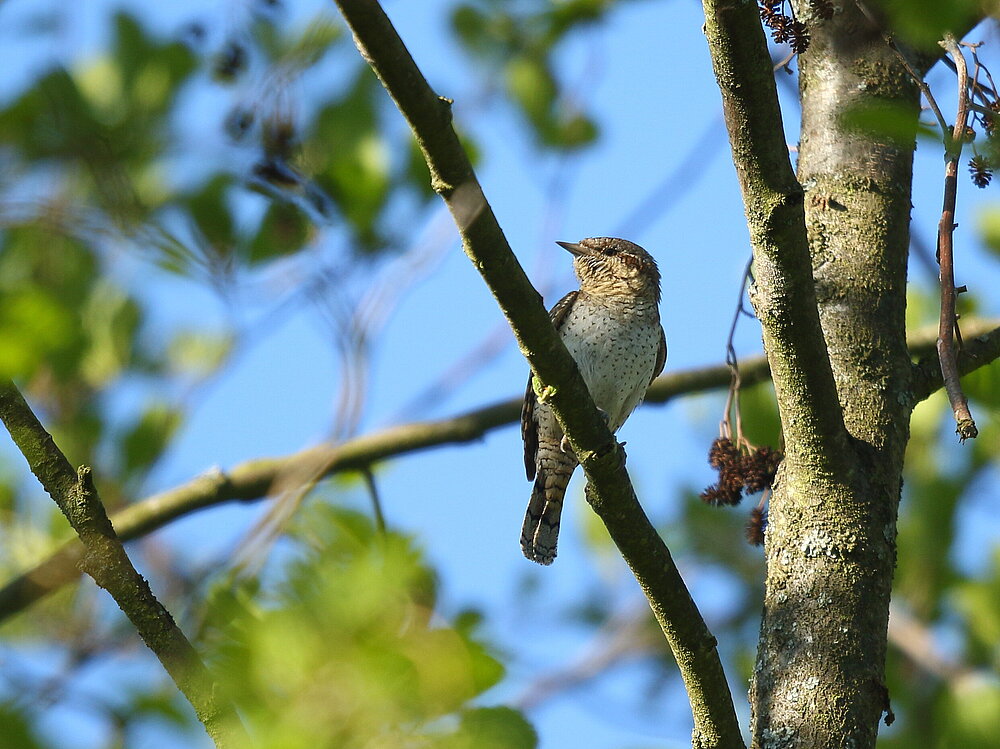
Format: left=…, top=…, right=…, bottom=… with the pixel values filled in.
left=361, top=467, right=387, bottom=534
left=0, top=381, right=249, bottom=749
left=962, top=42, right=997, bottom=106
left=721, top=257, right=755, bottom=444
left=968, top=100, right=999, bottom=118
left=937, top=35, right=978, bottom=441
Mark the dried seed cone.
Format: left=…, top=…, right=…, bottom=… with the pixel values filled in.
left=746, top=508, right=767, bottom=546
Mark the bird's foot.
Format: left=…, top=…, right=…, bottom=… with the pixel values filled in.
left=594, top=439, right=627, bottom=468
left=559, top=434, right=573, bottom=455
left=532, top=376, right=557, bottom=403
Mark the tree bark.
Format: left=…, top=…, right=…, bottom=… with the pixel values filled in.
left=748, top=4, right=920, bottom=747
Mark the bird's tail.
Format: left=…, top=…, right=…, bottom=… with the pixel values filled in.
left=520, top=448, right=577, bottom=565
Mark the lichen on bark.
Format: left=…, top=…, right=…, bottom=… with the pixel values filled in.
left=749, top=3, right=922, bottom=748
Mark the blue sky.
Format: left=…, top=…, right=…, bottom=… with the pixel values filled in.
left=2, top=0, right=999, bottom=747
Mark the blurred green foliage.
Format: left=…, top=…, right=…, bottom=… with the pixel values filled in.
left=840, top=99, right=938, bottom=148
left=449, top=0, right=633, bottom=149
left=200, top=506, right=533, bottom=749
left=867, top=0, right=983, bottom=51
left=0, top=4, right=536, bottom=744
left=0, top=4, right=997, bottom=749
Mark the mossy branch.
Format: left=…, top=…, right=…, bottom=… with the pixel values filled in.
left=332, top=1, right=743, bottom=745
left=0, top=381, right=250, bottom=749
left=700, top=0, right=851, bottom=474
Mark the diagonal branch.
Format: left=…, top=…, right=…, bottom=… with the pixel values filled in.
left=700, top=0, right=851, bottom=473
left=332, top=1, right=743, bottom=746
left=0, top=381, right=249, bottom=749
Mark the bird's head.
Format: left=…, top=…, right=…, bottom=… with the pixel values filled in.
left=558, top=237, right=661, bottom=302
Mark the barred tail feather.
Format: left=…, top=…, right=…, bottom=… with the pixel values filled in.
left=520, top=450, right=576, bottom=565
left=519, top=478, right=548, bottom=563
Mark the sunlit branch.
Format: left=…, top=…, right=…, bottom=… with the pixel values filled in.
left=2, top=320, right=996, bottom=623
left=701, top=0, right=851, bottom=475
left=0, top=381, right=248, bottom=749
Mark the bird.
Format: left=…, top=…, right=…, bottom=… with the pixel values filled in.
left=520, top=237, right=666, bottom=565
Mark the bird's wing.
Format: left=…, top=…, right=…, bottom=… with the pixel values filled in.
left=650, top=325, right=667, bottom=385
left=522, top=290, right=579, bottom=480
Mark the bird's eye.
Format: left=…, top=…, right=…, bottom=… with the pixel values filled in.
left=600, top=246, right=618, bottom=256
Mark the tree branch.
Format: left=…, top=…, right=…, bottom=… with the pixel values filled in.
left=3, top=320, right=997, bottom=623
left=911, top=323, right=1000, bottom=404
left=332, top=2, right=743, bottom=746
left=700, top=0, right=851, bottom=474
left=0, top=381, right=249, bottom=749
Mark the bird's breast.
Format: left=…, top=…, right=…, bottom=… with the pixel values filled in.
left=559, top=299, right=662, bottom=432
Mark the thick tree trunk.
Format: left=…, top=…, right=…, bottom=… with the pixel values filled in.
left=749, top=4, right=919, bottom=748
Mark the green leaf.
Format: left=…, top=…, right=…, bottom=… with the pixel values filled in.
left=977, top=207, right=1000, bottom=261
left=545, top=0, right=613, bottom=38
left=963, top=359, right=1000, bottom=411
left=81, top=281, right=141, bottom=386
left=111, top=11, right=196, bottom=114
left=282, top=17, right=342, bottom=70
left=119, top=402, right=182, bottom=478
left=450, top=3, right=518, bottom=60
left=505, top=54, right=597, bottom=150
left=554, top=112, right=598, bottom=148
left=201, top=505, right=523, bottom=749
left=953, top=549, right=1000, bottom=665
left=451, top=5, right=491, bottom=51
left=935, top=678, right=1000, bottom=748
left=444, top=707, right=538, bottom=749
left=0, top=703, right=48, bottom=749
left=0, top=289, right=78, bottom=380
left=739, top=380, right=782, bottom=450
left=310, top=69, right=391, bottom=250
left=248, top=201, right=314, bottom=263
left=896, top=471, right=962, bottom=617
left=167, top=329, right=234, bottom=378
left=188, top=175, right=236, bottom=252
left=506, top=55, right=557, bottom=123
left=0, top=69, right=97, bottom=161
left=841, top=100, right=936, bottom=147
left=871, top=0, right=982, bottom=50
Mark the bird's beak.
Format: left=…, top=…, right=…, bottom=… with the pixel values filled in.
left=556, top=241, right=588, bottom=257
